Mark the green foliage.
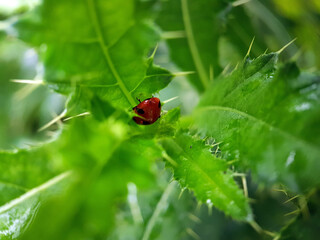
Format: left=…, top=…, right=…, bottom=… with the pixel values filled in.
left=156, top=0, right=232, bottom=92
left=161, top=132, right=252, bottom=221
left=14, top=0, right=173, bottom=110
left=0, top=148, right=70, bottom=240
left=0, top=117, right=164, bottom=239
left=0, top=0, right=319, bottom=239
left=194, top=53, right=320, bottom=192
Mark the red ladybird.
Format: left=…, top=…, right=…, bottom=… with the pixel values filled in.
left=132, top=97, right=161, bottom=125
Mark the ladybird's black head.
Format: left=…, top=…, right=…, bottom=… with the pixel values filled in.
left=137, top=108, right=145, bottom=114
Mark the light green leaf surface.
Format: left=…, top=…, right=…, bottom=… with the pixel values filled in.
left=0, top=148, right=62, bottom=190
left=194, top=53, right=320, bottom=192
left=0, top=136, right=71, bottom=240
left=0, top=116, right=168, bottom=239
left=161, top=132, right=252, bottom=221
left=0, top=151, right=71, bottom=240
left=13, top=0, right=172, bottom=110
left=2, top=0, right=320, bottom=239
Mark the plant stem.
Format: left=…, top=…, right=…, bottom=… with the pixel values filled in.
left=142, top=181, right=176, bottom=240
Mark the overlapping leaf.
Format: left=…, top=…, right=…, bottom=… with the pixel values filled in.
left=2, top=0, right=320, bottom=239
left=0, top=149, right=70, bottom=239
left=161, top=132, right=252, bottom=221
left=157, top=0, right=234, bottom=92
left=13, top=0, right=173, bottom=110
left=0, top=115, right=172, bottom=239
left=194, top=52, right=320, bottom=192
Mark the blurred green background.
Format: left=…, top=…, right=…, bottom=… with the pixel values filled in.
left=0, top=0, right=319, bottom=239
left=1, top=0, right=320, bottom=149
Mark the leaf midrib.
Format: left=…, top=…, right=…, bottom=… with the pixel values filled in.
left=0, top=171, right=72, bottom=214
left=219, top=55, right=276, bottom=102
left=86, top=0, right=135, bottom=106
left=129, top=73, right=173, bottom=93
left=197, top=105, right=320, bottom=152
left=185, top=158, right=247, bottom=218
left=173, top=140, right=246, bottom=216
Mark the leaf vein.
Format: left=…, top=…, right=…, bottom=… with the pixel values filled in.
left=129, top=73, right=173, bottom=93
left=172, top=141, right=244, bottom=212
left=86, top=0, right=135, bottom=106
left=0, top=171, right=72, bottom=214
left=198, top=106, right=320, bottom=151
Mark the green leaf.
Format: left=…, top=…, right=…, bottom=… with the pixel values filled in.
left=0, top=168, right=71, bottom=240
left=13, top=0, right=172, bottom=110
left=220, top=4, right=273, bottom=65
left=160, top=132, right=252, bottom=221
left=0, top=148, right=63, bottom=189
left=0, top=138, right=71, bottom=239
left=0, top=116, right=169, bottom=239
left=131, top=56, right=174, bottom=100
left=157, top=0, right=232, bottom=92
left=129, top=107, right=181, bottom=138
left=194, top=53, right=320, bottom=192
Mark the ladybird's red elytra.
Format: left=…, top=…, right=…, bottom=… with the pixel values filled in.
left=132, top=97, right=161, bottom=125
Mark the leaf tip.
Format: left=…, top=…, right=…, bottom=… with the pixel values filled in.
left=162, top=96, right=179, bottom=104
left=38, top=109, right=67, bottom=132
left=232, top=0, right=252, bottom=7
left=10, top=79, right=43, bottom=85
left=186, top=228, right=201, bottom=240
left=244, top=36, right=255, bottom=60
left=173, top=71, right=196, bottom=77
left=162, top=30, right=186, bottom=39
left=150, top=43, right=159, bottom=59
left=276, top=38, right=297, bottom=55
left=206, top=199, right=213, bottom=215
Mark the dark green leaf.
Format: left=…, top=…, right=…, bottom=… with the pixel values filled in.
left=0, top=116, right=168, bottom=239
left=157, top=0, right=232, bottom=92
left=128, top=107, right=181, bottom=138
left=132, top=56, right=174, bottom=100
left=161, top=132, right=252, bottom=221
left=0, top=168, right=71, bottom=240
left=194, top=53, right=320, bottom=192
left=13, top=0, right=172, bottom=110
